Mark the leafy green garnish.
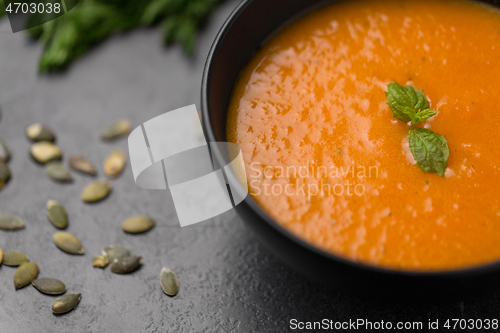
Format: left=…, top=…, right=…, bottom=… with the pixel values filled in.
left=385, top=82, right=449, bottom=177
left=385, top=82, right=438, bottom=125
left=16, top=0, right=225, bottom=72
left=142, top=0, right=222, bottom=54
left=0, top=1, right=5, bottom=19
left=408, top=128, right=449, bottom=177
left=413, top=108, right=439, bottom=125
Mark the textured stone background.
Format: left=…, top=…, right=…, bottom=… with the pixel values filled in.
left=1, top=1, right=500, bottom=332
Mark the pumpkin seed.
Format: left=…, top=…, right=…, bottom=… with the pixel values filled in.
left=0, top=215, right=25, bottom=231
left=30, top=142, right=62, bottom=164
left=104, top=148, right=126, bottom=178
left=0, top=249, right=3, bottom=266
left=69, top=156, right=97, bottom=176
left=0, top=163, right=11, bottom=189
left=160, top=267, right=179, bottom=296
left=3, top=251, right=29, bottom=266
left=46, top=162, right=73, bottom=182
left=110, top=256, right=141, bottom=274
left=47, top=200, right=68, bottom=229
left=92, top=255, right=109, bottom=268
left=0, top=139, right=11, bottom=163
left=32, top=278, right=66, bottom=295
left=53, top=232, right=84, bottom=255
left=52, top=293, right=81, bottom=315
left=102, top=245, right=130, bottom=263
left=81, top=180, right=112, bottom=203
left=14, top=262, right=39, bottom=289
left=100, top=119, right=131, bottom=141
left=26, top=123, right=56, bottom=142
left=121, top=216, right=155, bottom=234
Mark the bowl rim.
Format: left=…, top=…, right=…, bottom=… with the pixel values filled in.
left=201, top=0, right=500, bottom=278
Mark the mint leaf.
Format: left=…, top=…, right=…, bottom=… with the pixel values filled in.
left=408, top=128, right=449, bottom=177
left=405, top=85, right=430, bottom=111
left=415, top=109, right=439, bottom=124
left=385, top=82, right=438, bottom=125
left=384, top=82, right=449, bottom=177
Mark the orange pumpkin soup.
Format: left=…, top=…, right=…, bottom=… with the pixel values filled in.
left=227, top=0, right=500, bottom=270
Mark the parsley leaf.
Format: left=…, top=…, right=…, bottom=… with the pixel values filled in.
left=385, top=82, right=438, bottom=125
left=408, top=127, right=449, bottom=177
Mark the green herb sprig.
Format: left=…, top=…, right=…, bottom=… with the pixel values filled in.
left=385, top=82, right=438, bottom=125
left=0, top=1, right=5, bottom=19
left=6, top=0, right=224, bottom=72
left=385, top=82, right=449, bottom=177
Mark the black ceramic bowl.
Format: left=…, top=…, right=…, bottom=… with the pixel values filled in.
left=201, top=0, right=500, bottom=296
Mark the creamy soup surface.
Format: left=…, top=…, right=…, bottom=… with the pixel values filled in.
left=227, top=0, right=500, bottom=270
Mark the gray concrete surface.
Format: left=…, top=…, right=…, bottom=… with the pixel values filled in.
left=0, top=1, right=499, bottom=332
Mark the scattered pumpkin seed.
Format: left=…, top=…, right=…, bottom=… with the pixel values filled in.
left=47, top=200, right=68, bottom=229
left=14, top=262, right=39, bottom=289
left=26, top=123, right=56, bottom=142
left=30, top=142, right=62, bottom=164
left=0, top=215, right=25, bottom=231
left=160, top=267, right=179, bottom=296
left=100, top=119, right=131, bottom=141
left=0, top=249, right=3, bottom=266
left=3, top=251, right=29, bottom=266
left=102, top=245, right=130, bottom=263
left=110, top=255, right=142, bottom=274
left=52, top=293, right=81, bottom=315
left=53, top=232, right=84, bottom=255
left=32, top=278, right=66, bottom=295
left=0, top=163, right=11, bottom=189
left=81, top=179, right=112, bottom=203
left=104, top=148, right=126, bottom=178
left=121, top=216, right=155, bottom=234
left=46, top=162, right=74, bottom=183
left=92, top=255, right=109, bottom=268
left=68, top=156, right=97, bottom=176
left=0, top=138, right=11, bottom=163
